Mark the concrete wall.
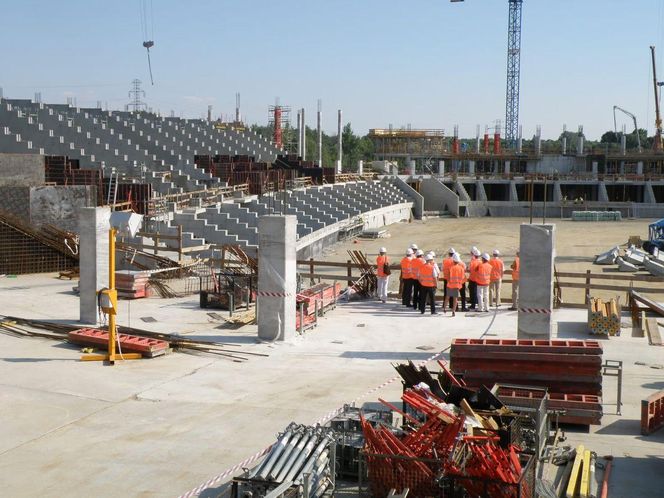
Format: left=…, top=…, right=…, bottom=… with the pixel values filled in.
left=419, top=178, right=459, bottom=216
left=29, top=186, right=96, bottom=231
left=0, top=185, right=95, bottom=231
left=530, top=155, right=585, bottom=174
left=0, top=186, right=30, bottom=220
left=392, top=176, right=423, bottom=219
left=0, top=153, right=44, bottom=186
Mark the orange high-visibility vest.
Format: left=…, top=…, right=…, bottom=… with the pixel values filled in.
left=411, top=257, right=424, bottom=276
left=469, top=258, right=481, bottom=282
left=490, top=258, right=504, bottom=282
left=511, top=257, right=520, bottom=281
left=376, top=255, right=389, bottom=277
left=476, top=262, right=492, bottom=286
left=418, top=263, right=437, bottom=287
left=442, top=257, right=454, bottom=281
left=447, top=264, right=466, bottom=289
left=400, top=256, right=414, bottom=279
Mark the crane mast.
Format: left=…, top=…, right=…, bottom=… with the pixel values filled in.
left=505, top=0, right=523, bottom=148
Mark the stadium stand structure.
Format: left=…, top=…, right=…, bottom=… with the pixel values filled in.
left=0, top=98, right=418, bottom=257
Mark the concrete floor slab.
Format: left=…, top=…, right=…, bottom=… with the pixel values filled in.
left=1, top=271, right=663, bottom=497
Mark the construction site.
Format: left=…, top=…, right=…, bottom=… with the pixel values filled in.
left=2, top=2, right=664, bottom=498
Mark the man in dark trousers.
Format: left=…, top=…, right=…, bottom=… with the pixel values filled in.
left=418, top=253, right=438, bottom=315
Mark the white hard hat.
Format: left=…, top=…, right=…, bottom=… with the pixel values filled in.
left=448, top=247, right=456, bottom=254
left=429, top=251, right=436, bottom=258
left=379, top=247, right=387, bottom=253
left=406, top=248, right=414, bottom=255
left=452, top=253, right=461, bottom=263
left=410, top=243, right=418, bottom=250
left=493, top=249, right=501, bottom=256
left=425, top=253, right=434, bottom=261
left=482, top=253, right=491, bottom=261
left=416, top=249, right=424, bottom=256
left=472, top=248, right=481, bottom=257
left=471, top=246, right=478, bottom=253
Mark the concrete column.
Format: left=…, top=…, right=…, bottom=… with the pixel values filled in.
left=335, top=160, right=342, bottom=174
left=79, top=207, right=111, bottom=324
left=257, top=215, right=297, bottom=341
left=504, top=160, right=511, bottom=175
left=592, top=161, right=598, bottom=176
left=645, top=181, right=657, bottom=203
left=357, top=160, right=364, bottom=175
left=621, top=134, right=627, bottom=156
left=637, top=161, right=644, bottom=175
left=301, top=108, right=306, bottom=161
left=438, top=160, right=445, bottom=176
left=577, top=136, right=585, bottom=156
left=518, top=224, right=556, bottom=339
left=337, top=109, right=343, bottom=168
left=620, top=161, right=625, bottom=175
left=562, top=137, right=567, bottom=155
left=468, top=160, right=476, bottom=175
left=409, top=160, right=416, bottom=176
left=509, top=181, right=519, bottom=201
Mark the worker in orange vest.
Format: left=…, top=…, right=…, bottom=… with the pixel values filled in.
left=509, top=250, right=520, bottom=311
left=418, top=253, right=438, bottom=315
left=489, top=249, right=505, bottom=308
left=446, top=253, right=466, bottom=316
left=476, top=253, right=492, bottom=312
left=400, top=248, right=415, bottom=307
left=467, top=247, right=481, bottom=310
left=376, top=247, right=390, bottom=303
left=410, top=249, right=425, bottom=310
left=441, top=248, right=455, bottom=299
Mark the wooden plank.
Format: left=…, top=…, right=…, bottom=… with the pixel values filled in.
left=566, top=445, right=585, bottom=498
left=645, top=318, right=663, bottom=346
left=630, top=291, right=664, bottom=317
left=556, top=271, right=664, bottom=282
left=559, top=282, right=663, bottom=293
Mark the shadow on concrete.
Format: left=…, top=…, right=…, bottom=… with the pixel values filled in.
left=595, top=418, right=641, bottom=436
left=642, top=380, right=664, bottom=390
left=1, top=357, right=77, bottom=362
left=604, top=455, right=664, bottom=496
left=556, top=321, right=609, bottom=340
left=340, top=351, right=435, bottom=360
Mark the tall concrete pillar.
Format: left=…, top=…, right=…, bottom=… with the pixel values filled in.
left=592, top=161, right=598, bottom=176
left=258, top=215, right=297, bottom=341
left=438, top=160, right=445, bottom=176
left=335, top=160, right=342, bottom=174
left=504, top=160, right=511, bottom=175
left=637, top=161, right=644, bottom=175
left=518, top=224, right=556, bottom=339
left=409, top=160, right=416, bottom=176
left=620, top=161, right=625, bottom=175
left=79, top=207, right=111, bottom=324
left=621, top=134, right=627, bottom=156
left=357, top=160, right=364, bottom=175
left=468, top=160, right=476, bottom=176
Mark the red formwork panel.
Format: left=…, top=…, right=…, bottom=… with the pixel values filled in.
left=451, top=338, right=603, bottom=355
left=642, top=390, right=664, bottom=435
left=68, top=328, right=168, bottom=354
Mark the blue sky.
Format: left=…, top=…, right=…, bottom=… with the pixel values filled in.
left=2, top=0, right=664, bottom=139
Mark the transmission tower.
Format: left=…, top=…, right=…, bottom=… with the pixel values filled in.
left=505, top=0, right=523, bottom=147
left=128, top=79, right=147, bottom=112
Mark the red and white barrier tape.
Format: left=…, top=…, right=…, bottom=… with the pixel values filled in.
left=519, top=308, right=552, bottom=314
left=255, top=291, right=293, bottom=298
left=178, top=348, right=446, bottom=498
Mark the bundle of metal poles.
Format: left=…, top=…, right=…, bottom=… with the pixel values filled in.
left=235, top=424, right=335, bottom=498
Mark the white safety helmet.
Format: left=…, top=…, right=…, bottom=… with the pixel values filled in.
left=493, top=249, right=501, bottom=256
left=425, top=253, right=434, bottom=261
left=472, top=248, right=481, bottom=257
left=482, top=253, right=491, bottom=261
left=406, top=248, right=414, bottom=255
left=429, top=251, right=436, bottom=258
left=410, top=243, right=418, bottom=250
left=379, top=247, right=387, bottom=253
left=452, top=253, right=461, bottom=263
left=471, top=246, right=478, bottom=254
left=416, top=249, right=424, bottom=256
left=448, top=247, right=456, bottom=255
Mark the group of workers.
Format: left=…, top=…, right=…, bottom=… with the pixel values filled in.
left=375, top=245, right=520, bottom=316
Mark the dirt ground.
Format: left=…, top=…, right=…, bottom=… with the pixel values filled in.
left=314, top=217, right=661, bottom=305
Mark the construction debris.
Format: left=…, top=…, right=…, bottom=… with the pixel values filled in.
left=234, top=424, right=336, bottom=498
left=593, top=246, right=619, bottom=265
left=587, top=296, right=620, bottom=336
left=344, top=250, right=377, bottom=298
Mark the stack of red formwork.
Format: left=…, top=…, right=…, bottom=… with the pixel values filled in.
left=115, top=270, right=150, bottom=299
left=450, top=339, right=603, bottom=425
left=295, top=282, right=341, bottom=330
left=68, top=328, right=168, bottom=357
